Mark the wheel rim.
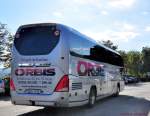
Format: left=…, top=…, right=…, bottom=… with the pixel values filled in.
left=116, top=87, right=120, bottom=95
left=117, top=87, right=120, bottom=93
left=90, top=91, right=95, bottom=105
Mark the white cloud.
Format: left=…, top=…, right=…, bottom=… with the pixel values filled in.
left=83, top=30, right=139, bottom=42
left=101, top=10, right=109, bottom=15
left=112, top=31, right=139, bottom=41
left=82, top=22, right=139, bottom=43
left=72, top=0, right=101, bottom=7
left=145, top=26, right=150, bottom=32
left=60, top=0, right=101, bottom=8
left=108, top=0, right=136, bottom=9
left=53, top=11, right=63, bottom=18
left=122, top=23, right=135, bottom=30
left=114, top=22, right=135, bottom=31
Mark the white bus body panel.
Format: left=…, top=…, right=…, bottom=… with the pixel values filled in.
left=11, top=24, right=70, bottom=107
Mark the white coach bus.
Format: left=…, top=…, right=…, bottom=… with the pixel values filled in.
left=11, top=23, right=124, bottom=107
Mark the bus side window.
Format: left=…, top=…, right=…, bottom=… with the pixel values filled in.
left=100, top=68, right=105, bottom=77
left=100, top=68, right=105, bottom=80
left=69, top=35, right=83, bottom=57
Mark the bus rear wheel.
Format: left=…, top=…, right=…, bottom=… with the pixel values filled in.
left=88, top=88, right=96, bottom=107
left=114, top=86, right=120, bottom=97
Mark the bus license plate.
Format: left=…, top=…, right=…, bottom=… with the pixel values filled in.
left=24, top=89, right=43, bottom=94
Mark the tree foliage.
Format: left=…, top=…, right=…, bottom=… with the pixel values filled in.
left=118, top=50, right=127, bottom=65
left=0, top=22, right=13, bottom=68
left=126, top=51, right=142, bottom=76
left=101, top=40, right=150, bottom=77
left=101, top=40, right=118, bottom=50
left=118, top=49, right=150, bottom=77
left=142, top=47, right=150, bottom=73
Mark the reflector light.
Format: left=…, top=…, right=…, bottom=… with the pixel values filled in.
left=54, top=30, right=60, bottom=36
left=54, top=75, right=69, bottom=92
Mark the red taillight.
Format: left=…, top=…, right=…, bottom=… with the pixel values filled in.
left=10, top=78, right=15, bottom=91
left=55, top=75, right=69, bottom=92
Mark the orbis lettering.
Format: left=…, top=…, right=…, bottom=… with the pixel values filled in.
left=15, top=68, right=55, bottom=76
left=77, top=61, right=104, bottom=76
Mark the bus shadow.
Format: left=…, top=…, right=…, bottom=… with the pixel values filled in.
left=126, top=82, right=148, bottom=87
left=18, top=95, right=150, bottom=116
left=0, top=94, right=10, bottom=101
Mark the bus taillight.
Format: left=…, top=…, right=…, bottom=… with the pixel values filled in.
left=54, top=75, right=69, bottom=92
left=10, top=78, right=16, bottom=91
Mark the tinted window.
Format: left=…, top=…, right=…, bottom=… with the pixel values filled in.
left=69, top=34, right=123, bottom=67
left=14, top=26, right=60, bottom=55
left=70, top=35, right=83, bottom=58
left=90, top=45, right=123, bottom=66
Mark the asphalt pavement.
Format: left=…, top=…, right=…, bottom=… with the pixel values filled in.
left=0, top=82, right=150, bottom=116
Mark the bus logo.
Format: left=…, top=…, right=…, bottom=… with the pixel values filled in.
left=77, top=61, right=104, bottom=76
left=15, top=68, right=55, bottom=76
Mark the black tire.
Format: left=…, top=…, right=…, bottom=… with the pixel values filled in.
left=114, top=86, right=120, bottom=97
left=88, top=88, right=96, bottom=107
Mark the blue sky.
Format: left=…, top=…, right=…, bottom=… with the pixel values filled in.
left=0, top=0, right=150, bottom=51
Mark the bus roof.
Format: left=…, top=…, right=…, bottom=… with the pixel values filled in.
left=59, top=24, right=120, bottom=56
left=18, top=23, right=120, bottom=56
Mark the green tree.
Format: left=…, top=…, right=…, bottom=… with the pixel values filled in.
left=118, top=50, right=127, bottom=73
left=118, top=50, right=143, bottom=77
left=101, top=40, right=118, bottom=50
left=101, top=40, right=144, bottom=77
left=0, top=22, right=13, bottom=68
left=118, top=50, right=127, bottom=65
left=142, top=47, right=150, bottom=74
left=126, top=51, right=142, bottom=76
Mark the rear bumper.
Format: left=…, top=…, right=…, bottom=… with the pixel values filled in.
left=11, top=91, right=69, bottom=107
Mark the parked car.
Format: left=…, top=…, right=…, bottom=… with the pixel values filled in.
left=0, top=67, right=10, bottom=95
left=0, top=79, right=5, bottom=94
left=123, top=75, right=139, bottom=84
left=3, top=76, right=10, bottom=95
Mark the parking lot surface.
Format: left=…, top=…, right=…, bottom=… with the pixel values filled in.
left=0, top=82, right=150, bottom=116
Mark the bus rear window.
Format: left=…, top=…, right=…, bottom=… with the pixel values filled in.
left=14, top=26, right=60, bottom=55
